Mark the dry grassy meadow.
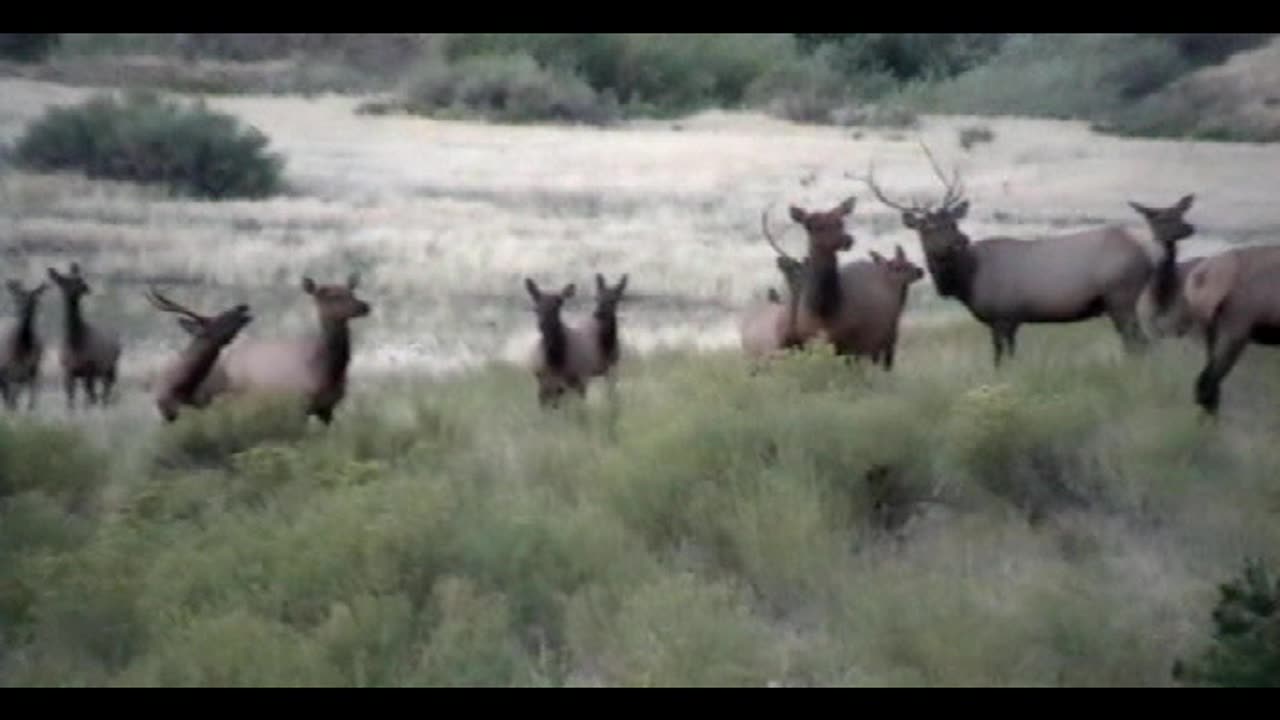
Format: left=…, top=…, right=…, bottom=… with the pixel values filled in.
left=3, top=71, right=1280, bottom=686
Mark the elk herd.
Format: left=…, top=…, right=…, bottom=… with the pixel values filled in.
left=2, top=146, right=1279, bottom=427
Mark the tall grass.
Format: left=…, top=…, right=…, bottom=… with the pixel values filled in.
left=2, top=319, right=1278, bottom=686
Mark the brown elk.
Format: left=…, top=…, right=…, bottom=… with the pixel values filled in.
left=47, top=262, right=122, bottom=409
left=0, top=280, right=49, bottom=411
left=145, top=287, right=253, bottom=423
left=525, top=273, right=629, bottom=408
left=200, top=274, right=371, bottom=425
left=863, top=244, right=926, bottom=370
left=862, top=150, right=1195, bottom=366
left=739, top=208, right=809, bottom=361
left=1154, top=245, right=1280, bottom=415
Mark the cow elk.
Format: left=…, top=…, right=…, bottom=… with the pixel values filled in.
left=525, top=273, right=629, bottom=409
left=145, top=286, right=253, bottom=423
left=47, top=262, right=122, bottom=409
left=203, top=274, right=371, bottom=425
left=864, top=244, right=926, bottom=370
left=1160, top=245, right=1280, bottom=415
left=0, top=280, right=49, bottom=411
left=862, top=147, right=1195, bottom=367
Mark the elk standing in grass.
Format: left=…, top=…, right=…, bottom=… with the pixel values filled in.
left=47, top=262, right=121, bottom=409
left=864, top=244, right=926, bottom=370
left=145, top=287, right=253, bottom=423
left=1153, top=245, right=1280, bottom=415
left=525, top=273, right=629, bottom=409
left=202, top=274, right=370, bottom=425
left=739, top=208, right=808, bottom=362
left=0, top=280, right=49, bottom=411
left=862, top=149, right=1196, bottom=367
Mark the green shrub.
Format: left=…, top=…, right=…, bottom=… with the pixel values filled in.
left=1175, top=559, right=1280, bottom=687
left=11, top=90, right=286, bottom=199
left=401, top=53, right=619, bottom=126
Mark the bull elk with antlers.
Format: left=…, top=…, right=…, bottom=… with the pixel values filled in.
left=0, top=280, right=49, bottom=411
left=199, top=274, right=371, bottom=425
left=145, top=287, right=253, bottom=423
left=47, top=262, right=122, bottom=409
left=862, top=147, right=1196, bottom=366
left=525, top=273, right=629, bottom=409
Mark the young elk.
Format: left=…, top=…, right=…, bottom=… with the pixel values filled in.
left=739, top=208, right=809, bottom=362
left=1158, top=245, right=1280, bottom=415
left=0, top=280, right=49, bottom=411
left=525, top=273, right=629, bottom=408
left=862, top=150, right=1195, bottom=367
left=47, top=262, right=122, bottom=409
left=145, top=287, right=253, bottom=423
left=864, top=244, right=926, bottom=370
left=206, top=274, right=371, bottom=425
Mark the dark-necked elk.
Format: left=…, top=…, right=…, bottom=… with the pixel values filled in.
left=1154, top=245, right=1280, bottom=415
left=47, top=262, right=122, bottom=409
left=862, top=151, right=1196, bottom=367
left=0, top=280, right=48, bottom=410
left=525, top=273, right=629, bottom=408
left=739, top=208, right=809, bottom=362
left=145, top=287, right=253, bottom=423
left=202, top=274, right=371, bottom=425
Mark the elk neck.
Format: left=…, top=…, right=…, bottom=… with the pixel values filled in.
left=16, top=301, right=39, bottom=353
left=538, top=312, right=568, bottom=371
left=61, top=294, right=88, bottom=350
left=593, top=306, right=619, bottom=366
left=171, top=340, right=223, bottom=401
left=318, top=315, right=353, bottom=387
left=805, top=249, right=843, bottom=320
left=925, top=246, right=977, bottom=305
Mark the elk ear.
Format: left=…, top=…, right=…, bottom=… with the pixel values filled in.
left=595, top=273, right=606, bottom=293
left=69, top=262, right=81, bottom=277
left=524, top=278, right=542, bottom=302
left=1175, top=194, right=1195, bottom=214
left=766, top=288, right=781, bottom=303
left=47, top=268, right=62, bottom=283
left=869, top=251, right=886, bottom=264
left=561, top=283, right=576, bottom=299
left=950, top=200, right=969, bottom=221
left=836, top=196, right=856, bottom=216
left=177, top=317, right=204, bottom=336
left=895, top=244, right=906, bottom=261
left=789, top=206, right=807, bottom=224
left=5, top=280, right=20, bottom=294
left=302, top=277, right=317, bottom=295
left=347, top=272, right=361, bottom=290
left=902, top=212, right=920, bottom=230
left=615, top=274, right=628, bottom=295
left=1128, top=201, right=1154, bottom=218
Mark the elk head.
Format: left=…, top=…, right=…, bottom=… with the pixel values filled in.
left=147, top=286, right=254, bottom=347
left=861, top=145, right=972, bottom=298
left=46, top=262, right=91, bottom=300
left=1129, top=194, right=1195, bottom=246
left=303, top=273, right=371, bottom=323
left=593, top=273, right=629, bottom=317
left=7, top=279, right=48, bottom=319
left=871, top=244, right=927, bottom=285
left=525, top=278, right=576, bottom=321
left=788, top=196, right=857, bottom=259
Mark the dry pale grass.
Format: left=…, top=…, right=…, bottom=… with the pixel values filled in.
left=3, top=76, right=1280, bottom=430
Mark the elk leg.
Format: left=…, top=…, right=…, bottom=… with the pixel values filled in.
left=0, top=380, right=14, bottom=410
left=100, top=369, right=117, bottom=406
left=1004, top=325, right=1019, bottom=359
left=883, top=341, right=896, bottom=371
left=989, top=326, right=1006, bottom=368
left=1194, top=326, right=1249, bottom=416
left=26, top=372, right=38, bottom=411
left=1108, top=305, right=1148, bottom=354
left=82, top=376, right=99, bottom=406
left=64, top=373, right=77, bottom=411
left=313, top=407, right=334, bottom=426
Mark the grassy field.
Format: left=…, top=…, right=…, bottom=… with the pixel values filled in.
left=2, top=75, right=1280, bottom=686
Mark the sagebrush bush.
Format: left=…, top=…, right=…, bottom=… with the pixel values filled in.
left=401, top=53, right=619, bottom=126
left=11, top=90, right=286, bottom=199
left=1175, top=559, right=1280, bottom=687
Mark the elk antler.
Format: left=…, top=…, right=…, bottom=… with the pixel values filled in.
left=146, top=286, right=207, bottom=322
left=852, top=164, right=929, bottom=216
left=760, top=202, right=798, bottom=263
left=918, top=141, right=965, bottom=212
